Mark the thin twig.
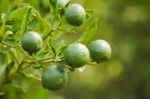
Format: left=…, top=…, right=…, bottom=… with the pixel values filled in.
left=0, top=40, right=20, bottom=48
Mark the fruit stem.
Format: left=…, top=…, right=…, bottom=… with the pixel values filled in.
left=0, top=40, right=20, bottom=48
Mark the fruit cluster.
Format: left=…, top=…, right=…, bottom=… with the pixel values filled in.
left=20, top=0, right=112, bottom=91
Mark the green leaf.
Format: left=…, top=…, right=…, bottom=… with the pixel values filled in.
left=19, top=71, right=41, bottom=81
left=49, top=0, right=57, bottom=7
left=9, top=48, right=20, bottom=63
left=3, top=31, right=13, bottom=40
left=59, top=22, right=74, bottom=33
left=11, top=83, right=26, bottom=93
left=29, top=16, right=38, bottom=30
left=49, top=0, right=61, bottom=25
left=76, top=19, right=98, bottom=44
left=56, top=40, right=67, bottom=56
left=6, top=6, right=32, bottom=33
left=0, top=64, right=7, bottom=86
left=7, top=6, right=32, bottom=20
left=20, top=7, right=32, bottom=34
left=42, top=19, right=52, bottom=37
left=0, top=53, right=6, bottom=65
left=6, top=61, right=15, bottom=74
left=51, top=30, right=63, bottom=40
left=6, top=19, right=21, bottom=33
left=49, top=41, right=57, bottom=57
left=34, top=9, right=52, bottom=36
left=0, top=13, right=6, bottom=38
left=85, top=9, right=95, bottom=20
left=7, top=48, right=21, bottom=78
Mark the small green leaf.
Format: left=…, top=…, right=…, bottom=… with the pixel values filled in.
left=7, top=48, right=23, bottom=78
left=49, top=41, right=57, bottom=57
left=6, top=6, right=32, bottom=34
left=29, top=16, right=38, bottom=30
left=19, top=71, right=41, bottom=81
left=20, top=7, right=32, bottom=34
left=43, top=19, right=52, bottom=36
left=0, top=64, right=7, bottom=86
left=0, top=52, right=8, bottom=65
left=77, top=19, right=98, bottom=44
left=34, top=9, right=52, bottom=36
left=6, top=19, right=21, bottom=33
left=6, top=61, right=15, bottom=74
left=56, top=40, right=67, bottom=56
left=85, top=9, right=95, bottom=20
left=49, top=0, right=61, bottom=24
left=0, top=13, right=6, bottom=38
left=3, top=31, right=13, bottom=40
left=7, top=6, right=32, bottom=20
left=11, top=83, right=26, bottom=93
left=9, top=48, right=20, bottom=63
left=59, top=22, right=74, bottom=33
left=49, top=0, right=57, bottom=6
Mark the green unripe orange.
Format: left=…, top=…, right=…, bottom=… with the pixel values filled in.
left=57, top=0, right=70, bottom=9
left=65, top=4, right=86, bottom=26
left=88, top=40, right=111, bottom=62
left=64, top=43, right=90, bottom=68
left=42, top=65, right=68, bottom=90
left=21, top=31, right=43, bottom=54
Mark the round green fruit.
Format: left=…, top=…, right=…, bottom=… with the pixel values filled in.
left=21, top=31, right=43, bottom=54
left=57, top=0, right=70, bottom=9
left=88, top=40, right=111, bottom=62
left=64, top=43, right=90, bottom=68
left=65, top=4, right=86, bottom=26
left=42, top=65, right=68, bottom=90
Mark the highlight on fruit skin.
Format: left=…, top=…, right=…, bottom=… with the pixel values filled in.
left=64, top=43, right=90, bottom=68
left=88, top=39, right=112, bottom=63
left=21, top=31, right=43, bottom=54
left=41, top=65, right=68, bottom=90
left=65, top=4, right=86, bottom=26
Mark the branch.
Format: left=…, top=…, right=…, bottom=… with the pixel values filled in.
left=0, top=40, right=20, bottom=48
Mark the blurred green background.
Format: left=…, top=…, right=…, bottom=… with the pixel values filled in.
left=0, top=0, right=150, bottom=99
